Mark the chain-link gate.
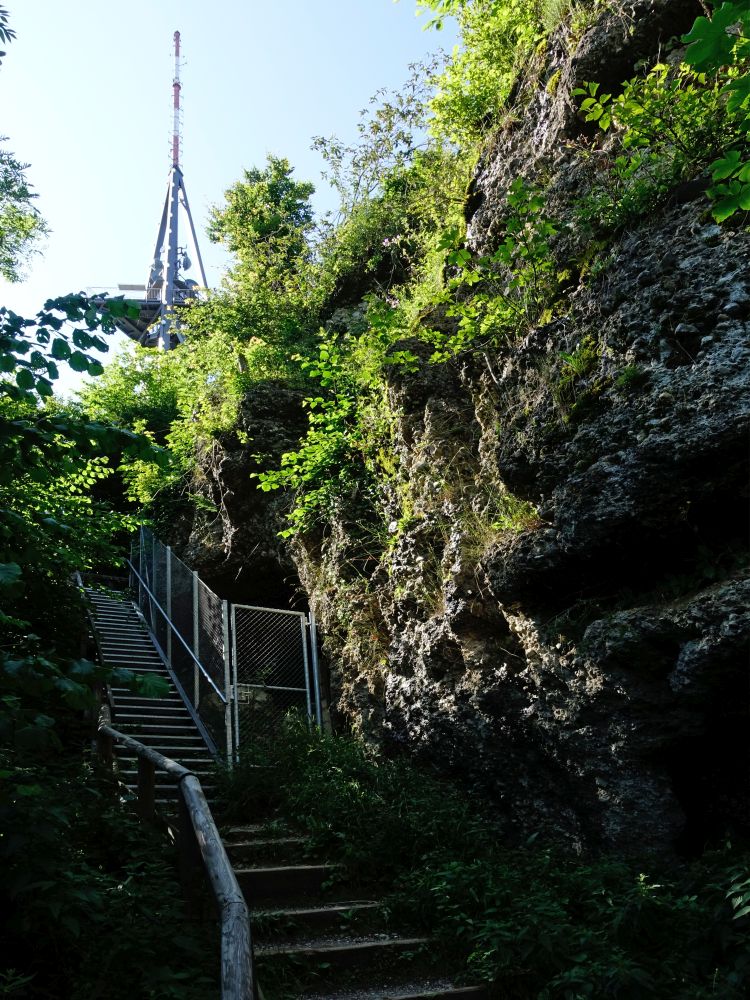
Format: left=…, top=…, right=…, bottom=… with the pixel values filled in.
left=128, top=529, right=322, bottom=762
left=230, top=604, right=321, bottom=752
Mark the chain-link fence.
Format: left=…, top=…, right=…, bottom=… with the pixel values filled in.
left=130, top=528, right=231, bottom=758
left=128, top=528, right=321, bottom=762
left=231, top=605, right=318, bottom=750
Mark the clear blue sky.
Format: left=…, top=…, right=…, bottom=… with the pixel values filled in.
left=0, top=0, right=457, bottom=391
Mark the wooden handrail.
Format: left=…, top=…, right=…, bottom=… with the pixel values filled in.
left=98, top=705, right=256, bottom=1000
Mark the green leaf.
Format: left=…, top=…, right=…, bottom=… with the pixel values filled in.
left=682, top=4, right=743, bottom=70
left=723, top=73, right=750, bottom=114
left=711, top=149, right=742, bottom=179
left=133, top=672, right=170, bottom=698
left=50, top=338, right=71, bottom=360
left=15, top=368, right=33, bottom=389
left=708, top=179, right=750, bottom=220
left=68, top=351, right=90, bottom=372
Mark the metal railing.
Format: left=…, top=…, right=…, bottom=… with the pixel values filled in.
left=130, top=529, right=233, bottom=760
left=126, top=556, right=229, bottom=757
left=97, top=704, right=256, bottom=1000
left=130, top=528, right=323, bottom=760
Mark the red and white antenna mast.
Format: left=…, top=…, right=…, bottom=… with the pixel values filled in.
left=172, top=30, right=181, bottom=169
left=112, top=30, right=208, bottom=350
left=141, top=29, right=207, bottom=350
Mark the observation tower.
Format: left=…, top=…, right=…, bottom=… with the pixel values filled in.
left=112, top=31, right=207, bottom=350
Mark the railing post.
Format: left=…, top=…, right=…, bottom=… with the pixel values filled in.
left=98, top=726, right=113, bottom=768
left=177, top=787, right=203, bottom=914
left=230, top=604, right=240, bottom=760
left=300, top=613, right=312, bottom=723
left=222, top=600, right=233, bottom=768
left=151, top=533, right=158, bottom=632
left=97, top=703, right=114, bottom=766
left=138, top=527, right=144, bottom=612
left=308, top=610, right=323, bottom=729
left=166, top=545, right=173, bottom=668
left=137, top=756, right=156, bottom=821
left=193, top=570, right=200, bottom=710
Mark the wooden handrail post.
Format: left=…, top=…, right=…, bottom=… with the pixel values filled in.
left=97, top=704, right=114, bottom=767
left=97, top=726, right=113, bottom=767
left=94, top=719, right=256, bottom=997
left=177, top=786, right=203, bottom=914
left=137, top=757, right=156, bottom=821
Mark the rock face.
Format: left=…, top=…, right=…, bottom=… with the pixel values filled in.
left=297, top=0, right=748, bottom=855
left=186, top=0, right=749, bottom=854
left=175, top=381, right=307, bottom=607
left=295, top=195, right=750, bottom=854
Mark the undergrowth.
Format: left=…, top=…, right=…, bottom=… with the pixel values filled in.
left=215, top=720, right=750, bottom=999
left=1, top=756, right=218, bottom=999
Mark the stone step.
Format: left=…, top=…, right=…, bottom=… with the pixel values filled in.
left=118, top=721, right=200, bottom=735
left=96, top=623, right=144, bottom=631
left=119, top=759, right=216, bottom=776
left=303, top=983, right=488, bottom=1000
left=102, top=656, right=164, bottom=664
left=105, top=665, right=167, bottom=673
left=255, top=935, right=430, bottom=980
left=122, top=782, right=218, bottom=797
left=111, top=685, right=178, bottom=696
left=236, top=864, right=336, bottom=902
left=128, top=735, right=208, bottom=749
left=112, top=702, right=190, bottom=714
left=252, top=901, right=381, bottom=941
left=224, top=835, right=308, bottom=865
left=223, top=823, right=292, bottom=841
left=100, top=640, right=156, bottom=646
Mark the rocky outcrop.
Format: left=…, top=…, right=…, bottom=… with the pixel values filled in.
left=176, top=381, right=307, bottom=606
left=467, top=0, right=705, bottom=253
left=184, top=0, right=749, bottom=855
left=294, top=192, right=749, bottom=854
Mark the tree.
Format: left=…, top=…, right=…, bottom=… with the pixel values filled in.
left=200, top=155, right=320, bottom=348
left=208, top=154, right=315, bottom=273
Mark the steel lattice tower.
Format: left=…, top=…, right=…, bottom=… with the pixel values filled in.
left=113, top=31, right=207, bottom=349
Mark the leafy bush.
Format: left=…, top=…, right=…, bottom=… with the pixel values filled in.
left=575, top=18, right=750, bottom=227
left=429, top=0, right=543, bottom=145
left=217, top=720, right=750, bottom=999
left=1, top=757, right=218, bottom=999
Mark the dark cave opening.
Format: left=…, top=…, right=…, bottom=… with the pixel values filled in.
left=201, top=558, right=303, bottom=612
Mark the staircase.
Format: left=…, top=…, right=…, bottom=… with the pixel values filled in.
left=88, top=585, right=485, bottom=998
left=86, top=587, right=217, bottom=805
left=222, top=821, right=487, bottom=1000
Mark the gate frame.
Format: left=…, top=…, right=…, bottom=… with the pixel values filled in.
left=229, top=603, right=322, bottom=756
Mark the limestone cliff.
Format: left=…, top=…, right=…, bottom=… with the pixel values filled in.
left=181, top=0, right=749, bottom=855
